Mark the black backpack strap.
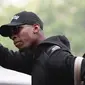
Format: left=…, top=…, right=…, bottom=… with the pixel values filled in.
left=46, top=45, right=61, bottom=56
left=37, top=45, right=61, bottom=67
left=46, top=44, right=71, bottom=57
left=38, top=44, right=70, bottom=69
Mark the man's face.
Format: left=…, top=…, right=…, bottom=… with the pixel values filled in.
left=10, top=25, right=38, bottom=49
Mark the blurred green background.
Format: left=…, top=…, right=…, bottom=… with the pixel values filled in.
left=0, top=0, right=85, bottom=56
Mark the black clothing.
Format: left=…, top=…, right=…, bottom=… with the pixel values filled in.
left=0, top=35, right=85, bottom=85
left=0, top=44, right=33, bottom=74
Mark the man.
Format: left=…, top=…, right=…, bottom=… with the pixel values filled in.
left=0, top=11, right=85, bottom=85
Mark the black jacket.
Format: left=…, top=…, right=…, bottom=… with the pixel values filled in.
left=0, top=35, right=85, bottom=85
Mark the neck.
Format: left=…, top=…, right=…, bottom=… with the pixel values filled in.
left=32, top=32, right=46, bottom=48
left=37, top=35, right=46, bottom=45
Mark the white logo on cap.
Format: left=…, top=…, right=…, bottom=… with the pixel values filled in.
left=12, top=15, right=19, bottom=20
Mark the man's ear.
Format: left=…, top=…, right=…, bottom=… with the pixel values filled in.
left=33, top=24, right=40, bottom=34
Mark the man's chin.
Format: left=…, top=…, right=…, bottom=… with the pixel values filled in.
left=15, top=44, right=32, bottom=50
left=15, top=45, right=24, bottom=49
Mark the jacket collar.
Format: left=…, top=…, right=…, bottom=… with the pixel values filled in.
left=38, top=35, right=70, bottom=50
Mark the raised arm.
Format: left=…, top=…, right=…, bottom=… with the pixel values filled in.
left=0, top=44, right=33, bottom=75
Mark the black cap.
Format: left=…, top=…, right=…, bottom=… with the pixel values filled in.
left=0, top=11, right=43, bottom=37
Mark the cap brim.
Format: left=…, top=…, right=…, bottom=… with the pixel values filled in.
left=0, top=22, right=23, bottom=37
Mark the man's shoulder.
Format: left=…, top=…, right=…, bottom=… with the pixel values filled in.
left=40, top=35, right=70, bottom=50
